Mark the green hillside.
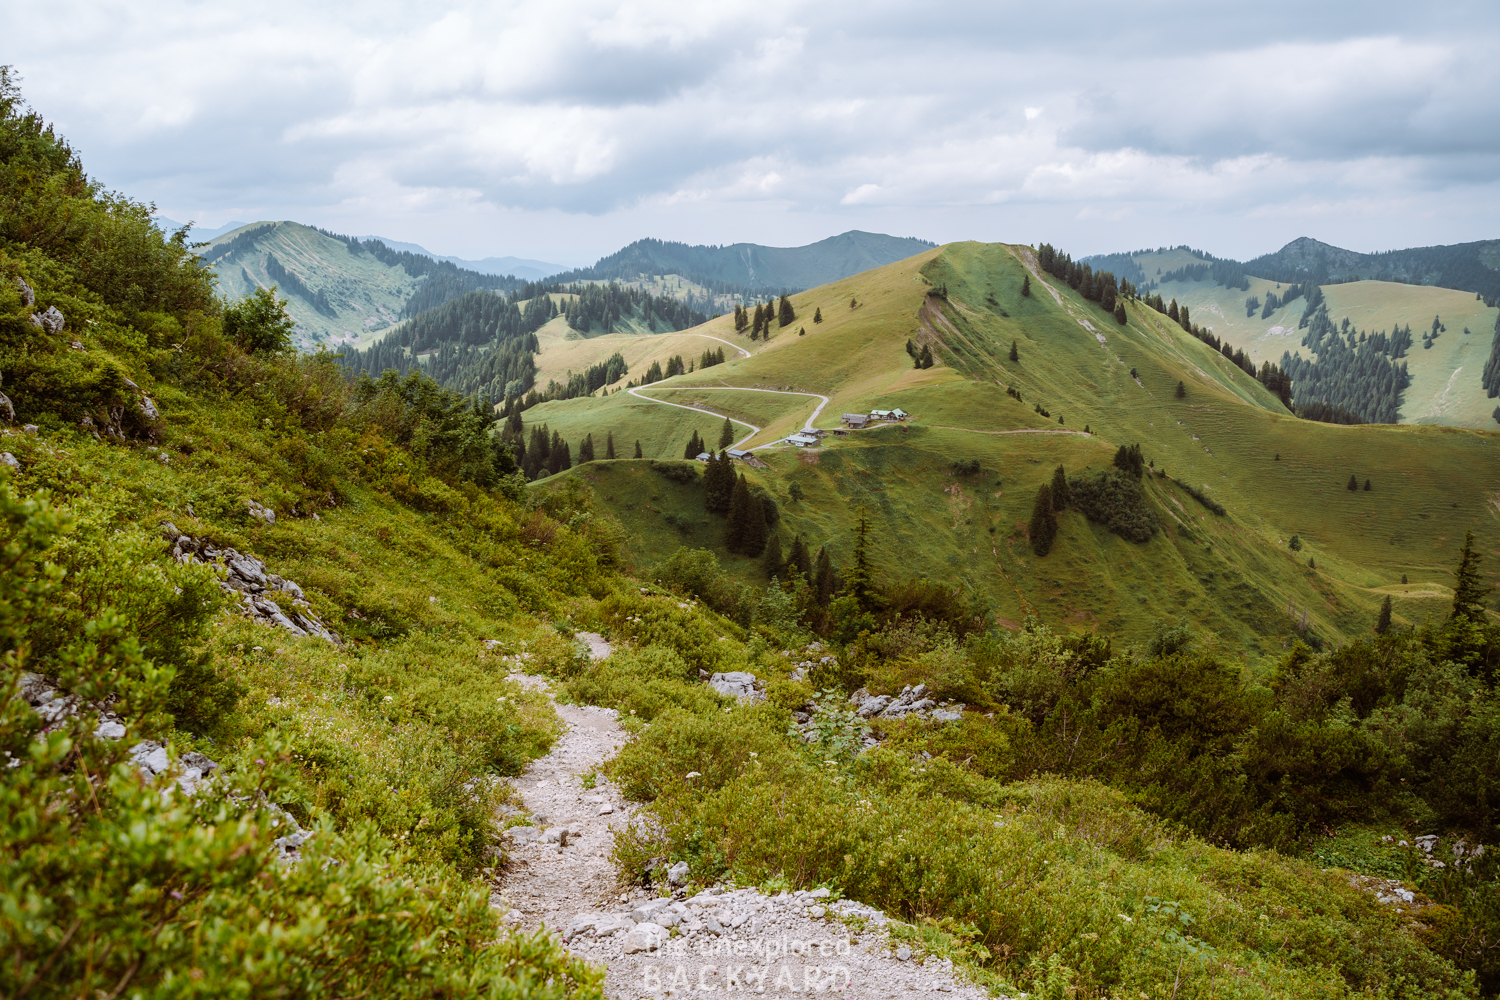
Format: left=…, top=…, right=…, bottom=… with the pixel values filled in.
left=201, top=222, right=525, bottom=350
left=1086, top=244, right=1500, bottom=429
left=531, top=240, right=1500, bottom=654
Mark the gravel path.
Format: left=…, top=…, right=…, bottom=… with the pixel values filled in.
left=492, top=674, right=996, bottom=1000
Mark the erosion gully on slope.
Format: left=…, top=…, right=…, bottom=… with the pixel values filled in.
left=490, top=657, right=995, bottom=999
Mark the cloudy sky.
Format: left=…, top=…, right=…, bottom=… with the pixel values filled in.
left=7, top=0, right=1500, bottom=266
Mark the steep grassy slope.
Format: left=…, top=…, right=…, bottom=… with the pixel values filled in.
left=1109, top=248, right=1500, bottom=428
left=205, top=222, right=422, bottom=348
left=533, top=241, right=1500, bottom=652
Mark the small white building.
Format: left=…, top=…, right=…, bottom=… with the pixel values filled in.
left=841, top=413, right=870, bottom=428
left=870, top=408, right=910, bottom=421
left=889, top=408, right=909, bottom=420
left=726, top=448, right=752, bottom=460
left=695, top=452, right=713, bottom=462
left=787, top=432, right=819, bottom=448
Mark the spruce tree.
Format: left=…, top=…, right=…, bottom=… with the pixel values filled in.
left=606, top=432, right=615, bottom=459
left=799, top=327, right=805, bottom=336
left=1364, top=479, right=1372, bottom=491
left=779, top=294, right=795, bottom=327
left=719, top=417, right=734, bottom=448
left=789, top=535, right=812, bottom=581
left=1021, top=274, right=1031, bottom=297
left=1029, top=483, right=1058, bottom=556
left=813, top=307, right=823, bottom=324
left=634, top=440, right=643, bottom=458
left=1175, top=381, right=1185, bottom=399
left=813, top=546, right=835, bottom=606
left=1347, top=474, right=1358, bottom=491
left=1009, top=339, right=1019, bottom=362
left=579, top=433, right=595, bottom=463
left=847, top=509, right=877, bottom=610
left=1114, top=302, right=1127, bottom=325
left=725, top=474, right=752, bottom=552
left=742, top=492, right=768, bottom=557
left=762, top=533, right=784, bottom=578
left=684, top=431, right=700, bottom=459
left=1375, top=595, right=1392, bottom=635
left=1451, top=529, right=1493, bottom=622
left=1050, top=465, right=1069, bottom=509
left=918, top=345, right=934, bottom=369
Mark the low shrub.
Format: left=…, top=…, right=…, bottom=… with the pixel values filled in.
left=1067, top=469, right=1158, bottom=542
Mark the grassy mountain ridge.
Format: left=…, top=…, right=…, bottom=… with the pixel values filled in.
left=201, top=222, right=526, bottom=349
left=1084, top=243, right=1500, bottom=428
left=528, top=240, right=1499, bottom=652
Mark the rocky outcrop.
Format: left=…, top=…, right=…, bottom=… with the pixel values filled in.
left=849, top=684, right=963, bottom=722
left=162, top=522, right=340, bottom=643
left=29, top=305, right=66, bottom=336
left=708, top=671, right=764, bottom=703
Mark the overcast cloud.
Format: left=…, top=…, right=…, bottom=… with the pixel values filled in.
left=6, top=0, right=1500, bottom=264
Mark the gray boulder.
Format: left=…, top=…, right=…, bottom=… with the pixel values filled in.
left=709, top=671, right=763, bottom=703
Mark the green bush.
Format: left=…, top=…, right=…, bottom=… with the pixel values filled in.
left=1066, top=469, right=1158, bottom=542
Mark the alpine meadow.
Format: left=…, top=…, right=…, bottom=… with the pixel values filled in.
left=4, top=16, right=1500, bottom=1000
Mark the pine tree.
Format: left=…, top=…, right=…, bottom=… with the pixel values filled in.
left=847, top=509, right=877, bottom=610
left=579, top=433, right=595, bottom=463
left=547, top=431, right=571, bottom=475
left=1364, top=478, right=1372, bottom=491
left=1050, top=465, right=1069, bottom=509
left=762, top=533, right=784, bottom=578
left=1021, top=274, right=1031, bottom=297
left=918, top=345, right=934, bottom=369
left=742, top=491, right=768, bottom=557
left=606, top=432, right=615, bottom=459
left=789, top=535, right=812, bottom=581
left=719, top=417, right=734, bottom=448
left=1175, top=381, right=1185, bottom=399
left=633, top=440, right=643, bottom=458
left=778, top=294, right=795, bottom=327
left=1029, top=483, right=1058, bottom=556
left=1375, top=595, right=1392, bottom=635
left=813, top=546, right=835, bottom=606
left=1347, top=474, right=1358, bottom=491
left=1451, top=529, right=1493, bottom=622
left=684, top=431, right=701, bottom=459
left=799, top=327, right=805, bottom=336
left=1009, top=339, right=1019, bottom=362
left=850, top=297, right=857, bottom=309
left=1168, top=299, right=1180, bottom=322
left=813, top=307, right=822, bottom=324
left=725, top=474, right=752, bottom=552
left=1114, top=302, right=1127, bottom=325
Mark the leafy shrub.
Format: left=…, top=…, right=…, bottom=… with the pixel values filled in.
left=562, top=646, right=723, bottom=721
left=649, top=459, right=698, bottom=483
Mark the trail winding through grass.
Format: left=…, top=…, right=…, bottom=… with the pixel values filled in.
left=625, top=384, right=831, bottom=449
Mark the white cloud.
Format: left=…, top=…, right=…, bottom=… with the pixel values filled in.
left=5, top=0, right=1498, bottom=261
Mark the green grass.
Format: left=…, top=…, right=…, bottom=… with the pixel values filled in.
left=1135, top=260, right=1500, bottom=429
left=535, top=240, right=1500, bottom=651
left=205, top=222, right=421, bottom=350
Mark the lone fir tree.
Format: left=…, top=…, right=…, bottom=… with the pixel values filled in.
left=1176, top=381, right=1186, bottom=399
left=1009, top=339, right=1019, bottom=362
left=633, top=440, right=643, bottom=458
left=1021, top=274, right=1031, bottom=297
left=813, top=307, right=823, bottom=324
left=1451, top=529, right=1493, bottom=622
left=605, top=431, right=615, bottom=459
left=1375, top=595, right=1393, bottom=635
left=1029, top=483, right=1058, bottom=556
left=719, top=417, right=735, bottom=448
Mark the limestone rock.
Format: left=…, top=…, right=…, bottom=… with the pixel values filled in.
left=709, top=670, right=763, bottom=703
left=622, top=921, right=667, bottom=954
